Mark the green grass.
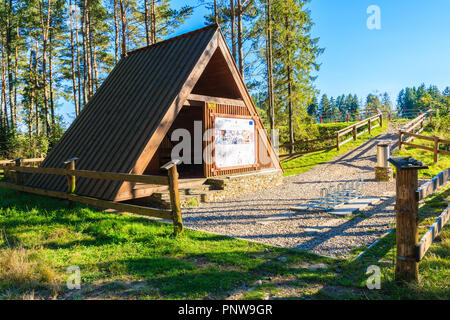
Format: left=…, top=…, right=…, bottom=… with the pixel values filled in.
left=282, top=122, right=388, bottom=176
left=0, top=183, right=448, bottom=300
left=392, top=125, right=450, bottom=178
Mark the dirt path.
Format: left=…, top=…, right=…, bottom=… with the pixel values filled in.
left=183, top=124, right=422, bottom=258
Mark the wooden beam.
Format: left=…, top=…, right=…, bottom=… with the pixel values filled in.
left=415, top=205, right=450, bottom=261
left=416, top=168, right=450, bottom=201
left=0, top=166, right=169, bottom=185
left=187, top=93, right=245, bottom=107
left=395, top=168, right=419, bottom=282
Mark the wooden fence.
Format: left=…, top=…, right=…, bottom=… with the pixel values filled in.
left=415, top=168, right=450, bottom=261
left=279, top=113, right=383, bottom=161
left=0, top=158, right=184, bottom=235
left=399, top=131, right=450, bottom=163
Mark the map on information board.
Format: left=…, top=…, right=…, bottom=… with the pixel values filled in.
left=214, top=117, right=256, bottom=168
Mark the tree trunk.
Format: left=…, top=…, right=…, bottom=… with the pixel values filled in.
left=151, top=0, right=156, bottom=44
left=87, top=9, right=94, bottom=98
left=230, top=0, right=236, bottom=62
left=28, top=44, right=34, bottom=146
left=214, top=0, right=218, bottom=23
left=287, top=64, right=294, bottom=154
left=39, top=0, right=51, bottom=137
left=0, top=42, right=8, bottom=128
left=82, top=0, right=88, bottom=105
left=286, top=17, right=294, bottom=153
left=119, top=0, right=128, bottom=56
left=113, top=0, right=119, bottom=62
left=69, top=0, right=79, bottom=116
left=237, top=0, right=243, bottom=77
left=34, top=40, right=39, bottom=136
left=266, top=0, right=275, bottom=135
left=6, top=0, right=14, bottom=130
left=13, top=21, right=18, bottom=124
left=144, top=0, right=150, bottom=46
left=49, top=27, right=55, bottom=128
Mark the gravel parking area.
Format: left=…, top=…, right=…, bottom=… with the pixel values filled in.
left=183, top=127, right=425, bottom=258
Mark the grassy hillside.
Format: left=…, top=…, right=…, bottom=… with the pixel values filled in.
left=282, top=122, right=387, bottom=176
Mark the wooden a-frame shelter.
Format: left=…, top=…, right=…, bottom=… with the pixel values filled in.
left=27, top=25, right=281, bottom=201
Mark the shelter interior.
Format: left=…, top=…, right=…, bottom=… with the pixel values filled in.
left=143, top=48, right=248, bottom=179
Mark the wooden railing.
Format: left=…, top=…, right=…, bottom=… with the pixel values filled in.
left=279, top=113, right=383, bottom=161
left=0, top=158, right=184, bottom=235
left=415, top=168, right=450, bottom=261
left=399, top=131, right=450, bottom=163
left=416, top=204, right=449, bottom=261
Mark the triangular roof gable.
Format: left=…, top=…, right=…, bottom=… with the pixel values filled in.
left=117, top=28, right=281, bottom=200
left=26, top=25, right=219, bottom=200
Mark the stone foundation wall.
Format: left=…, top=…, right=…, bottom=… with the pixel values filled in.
left=374, top=166, right=393, bottom=182
left=204, top=169, right=283, bottom=202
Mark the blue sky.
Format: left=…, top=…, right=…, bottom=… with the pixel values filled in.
left=59, top=0, right=450, bottom=122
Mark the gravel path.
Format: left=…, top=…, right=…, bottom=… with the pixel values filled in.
left=183, top=124, right=425, bottom=258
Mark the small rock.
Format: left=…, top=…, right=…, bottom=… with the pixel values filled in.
left=255, top=280, right=263, bottom=286
left=264, top=248, right=270, bottom=253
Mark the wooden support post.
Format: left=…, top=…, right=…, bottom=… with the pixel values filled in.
left=398, top=130, right=403, bottom=150
left=14, top=157, right=24, bottom=185
left=352, top=125, right=357, bottom=141
left=379, top=114, right=383, bottom=128
left=388, top=157, right=428, bottom=282
left=64, top=158, right=78, bottom=206
left=368, top=118, right=372, bottom=135
left=433, top=136, right=439, bottom=163
left=336, top=132, right=340, bottom=151
left=162, top=159, right=183, bottom=235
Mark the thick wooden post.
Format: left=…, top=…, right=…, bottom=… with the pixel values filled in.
left=398, top=130, right=403, bottom=150
left=162, top=159, right=183, bottom=235
left=64, top=158, right=78, bottom=206
left=336, top=132, right=340, bottom=151
left=353, top=125, right=357, bottom=141
left=379, top=114, right=383, bottom=128
left=64, top=158, right=78, bottom=194
left=14, top=157, right=24, bottom=185
left=368, top=118, right=372, bottom=135
left=389, top=157, right=428, bottom=282
left=433, top=136, right=439, bottom=163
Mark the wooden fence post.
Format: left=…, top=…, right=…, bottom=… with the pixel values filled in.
left=433, top=136, right=439, bottom=163
left=353, top=125, right=357, bottom=141
left=368, top=118, right=372, bottom=135
left=388, top=157, right=428, bottom=282
left=379, top=114, right=383, bottom=128
left=336, top=132, right=340, bottom=151
left=64, top=158, right=78, bottom=206
left=398, top=130, right=403, bottom=150
left=14, top=157, right=24, bottom=185
left=162, top=159, right=183, bottom=235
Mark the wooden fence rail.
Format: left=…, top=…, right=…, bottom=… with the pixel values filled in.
left=415, top=205, right=450, bottom=261
left=0, top=158, right=183, bottom=235
left=399, top=131, right=450, bottom=163
left=279, top=113, right=383, bottom=161
left=0, top=157, right=45, bottom=165
left=416, top=168, right=450, bottom=201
